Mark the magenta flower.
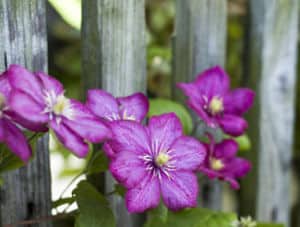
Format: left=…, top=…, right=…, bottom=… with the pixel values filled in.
left=177, top=66, right=255, bottom=136
left=109, top=113, right=206, bottom=212
left=198, top=138, right=251, bottom=189
left=7, top=65, right=111, bottom=158
left=86, top=89, right=149, bottom=158
left=0, top=71, right=31, bottom=162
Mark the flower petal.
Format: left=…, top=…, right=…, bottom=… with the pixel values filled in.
left=7, top=65, right=44, bottom=104
left=50, top=120, right=89, bottom=158
left=62, top=100, right=111, bottom=143
left=176, top=82, right=202, bottom=103
left=110, top=151, right=147, bottom=189
left=218, top=114, right=248, bottom=136
left=170, top=136, right=206, bottom=171
left=187, top=99, right=216, bottom=127
left=214, top=139, right=238, bottom=160
left=223, top=158, right=252, bottom=179
left=1, top=119, right=32, bottom=162
left=86, top=89, right=119, bottom=121
left=161, top=171, right=198, bottom=211
left=9, top=90, right=48, bottom=125
left=224, top=88, right=255, bottom=116
left=148, top=113, right=182, bottom=153
left=35, top=72, right=64, bottom=95
left=117, top=92, right=149, bottom=122
left=125, top=174, right=160, bottom=213
left=103, top=141, right=117, bottom=159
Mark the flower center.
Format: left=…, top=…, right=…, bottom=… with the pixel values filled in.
left=122, top=110, right=136, bottom=121
left=53, top=95, right=71, bottom=116
left=209, top=96, right=223, bottom=115
left=155, top=152, right=170, bottom=166
left=210, top=158, right=224, bottom=171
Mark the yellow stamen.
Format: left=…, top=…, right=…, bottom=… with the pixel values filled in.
left=155, top=153, right=170, bottom=166
left=53, top=95, right=70, bottom=115
left=210, top=158, right=224, bottom=171
left=123, top=110, right=136, bottom=121
left=209, top=96, right=224, bottom=115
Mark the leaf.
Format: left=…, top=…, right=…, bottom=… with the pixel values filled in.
left=224, top=134, right=251, bottom=151
left=114, top=184, right=126, bottom=197
left=144, top=203, right=168, bottom=227
left=148, top=99, right=193, bottom=135
left=74, top=180, right=115, bottom=227
left=0, top=144, right=24, bottom=173
left=85, top=151, right=109, bottom=175
left=52, top=196, right=76, bottom=209
left=257, top=223, right=284, bottom=227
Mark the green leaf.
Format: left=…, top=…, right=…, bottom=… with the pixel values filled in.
left=85, top=151, right=109, bottom=175
left=144, top=203, right=168, bottom=227
left=224, top=134, right=251, bottom=151
left=148, top=99, right=193, bottom=135
left=0, top=145, right=24, bottom=173
left=114, top=184, right=126, bottom=197
left=257, top=223, right=284, bottom=227
left=74, top=180, right=115, bottom=227
left=52, top=196, right=76, bottom=209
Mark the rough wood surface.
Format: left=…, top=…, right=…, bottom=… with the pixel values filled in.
left=172, top=0, right=227, bottom=210
left=243, top=0, right=299, bottom=226
left=0, top=1, right=51, bottom=226
left=82, top=1, right=146, bottom=226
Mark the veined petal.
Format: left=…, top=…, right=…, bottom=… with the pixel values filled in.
left=86, top=89, right=119, bottom=121
left=125, top=174, right=160, bottom=213
left=110, top=151, right=147, bottom=189
left=214, top=139, right=238, bottom=160
left=148, top=113, right=182, bottom=153
left=176, top=82, right=202, bottom=103
left=223, top=158, right=252, bottom=179
left=187, top=99, right=216, bottom=127
left=218, top=114, right=248, bottom=136
left=224, top=88, right=255, bottom=116
left=1, top=119, right=32, bottom=162
left=170, top=136, right=206, bottom=171
left=35, top=72, right=64, bottom=95
left=117, top=92, right=149, bottom=122
left=103, top=141, right=116, bottom=159
left=50, top=120, right=89, bottom=158
left=161, top=171, right=198, bottom=211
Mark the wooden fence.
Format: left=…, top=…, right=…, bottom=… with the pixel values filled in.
left=0, top=0, right=299, bottom=227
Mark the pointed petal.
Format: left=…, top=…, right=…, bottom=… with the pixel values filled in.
left=63, top=100, right=111, bottom=143
left=9, top=90, right=48, bottom=125
left=7, top=65, right=43, bottom=104
left=214, top=139, right=238, bottom=160
left=176, top=82, right=202, bottom=102
left=86, top=89, right=119, bottom=121
left=223, top=158, right=252, bottom=179
left=2, top=119, right=32, bottom=162
left=187, top=99, right=216, bottom=127
left=50, top=120, right=89, bottom=158
left=170, top=136, right=206, bottom=171
left=35, top=72, right=64, bottom=95
left=148, top=113, right=182, bottom=152
left=110, top=151, right=147, bottom=188
left=218, top=114, right=248, bottom=136
left=103, top=141, right=116, bottom=159
left=224, top=88, right=255, bottom=116
left=161, top=171, right=198, bottom=211
left=117, top=92, right=149, bottom=122
left=125, top=174, right=160, bottom=213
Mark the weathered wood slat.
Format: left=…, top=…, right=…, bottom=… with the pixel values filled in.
left=244, top=0, right=299, bottom=226
left=0, top=1, right=51, bottom=226
left=82, top=1, right=146, bottom=226
left=173, top=0, right=227, bottom=210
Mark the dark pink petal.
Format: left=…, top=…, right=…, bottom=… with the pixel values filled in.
left=198, top=166, right=220, bottom=179
left=50, top=120, right=89, bottom=158
left=161, top=171, right=198, bottom=211
left=170, top=136, right=206, bottom=171
left=194, top=66, right=230, bottom=98
left=35, top=72, right=64, bottom=95
left=117, top=92, right=149, bottom=122
left=125, top=174, right=160, bottom=213
left=176, top=83, right=202, bottom=102
left=224, top=88, right=255, bottom=116
left=187, top=99, right=216, bottom=127
left=62, top=100, right=111, bottom=143
left=9, top=90, right=48, bottom=124
left=224, top=177, right=240, bottom=190
left=110, top=151, right=147, bottom=189
left=7, top=65, right=44, bottom=104
left=110, top=120, right=150, bottom=154
left=218, top=114, right=248, bottom=136
left=86, top=89, right=119, bottom=121
left=214, top=139, right=238, bottom=160
left=103, top=141, right=116, bottom=159
left=1, top=119, right=31, bottom=162
left=148, top=113, right=182, bottom=153
left=223, top=158, right=252, bottom=179
left=0, top=72, right=11, bottom=98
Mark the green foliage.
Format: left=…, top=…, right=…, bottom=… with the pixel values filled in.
left=74, top=180, right=115, bottom=227
left=114, top=183, right=126, bottom=197
left=224, top=134, right=251, bottom=151
left=85, top=151, right=109, bottom=175
left=52, top=196, right=76, bottom=209
left=148, top=99, right=193, bottom=135
left=257, top=223, right=284, bottom=227
left=145, top=207, right=237, bottom=227
left=0, top=145, right=24, bottom=173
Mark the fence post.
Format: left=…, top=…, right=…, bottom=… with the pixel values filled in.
left=81, top=1, right=146, bottom=226
left=243, top=0, right=299, bottom=225
left=0, top=0, right=52, bottom=226
left=172, top=0, right=227, bottom=210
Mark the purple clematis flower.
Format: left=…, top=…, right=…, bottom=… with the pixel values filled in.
left=177, top=66, right=255, bottom=136
left=198, top=138, right=251, bottom=189
left=86, top=89, right=149, bottom=158
left=7, top=65, right=111, bottom=158
left=0, top=70, right=31, bottom=162
left=109, top=113, right=206, bottom=213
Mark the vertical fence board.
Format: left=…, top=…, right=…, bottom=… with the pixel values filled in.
left=244, top=0, right=299, bottom=225
left=0, top=0, right=51, bottom=226
left=82, top=1, right=146, bottom=226
left=172, top=0, right=227, bottom=210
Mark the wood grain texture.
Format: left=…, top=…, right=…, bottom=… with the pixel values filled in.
left=82, top=1, right=146, bottom=226
left=244, top=0, right=299, bottom=226
left=0, top=1, right=51, bottom=226
left=172, top=0, right=227, bottom=210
